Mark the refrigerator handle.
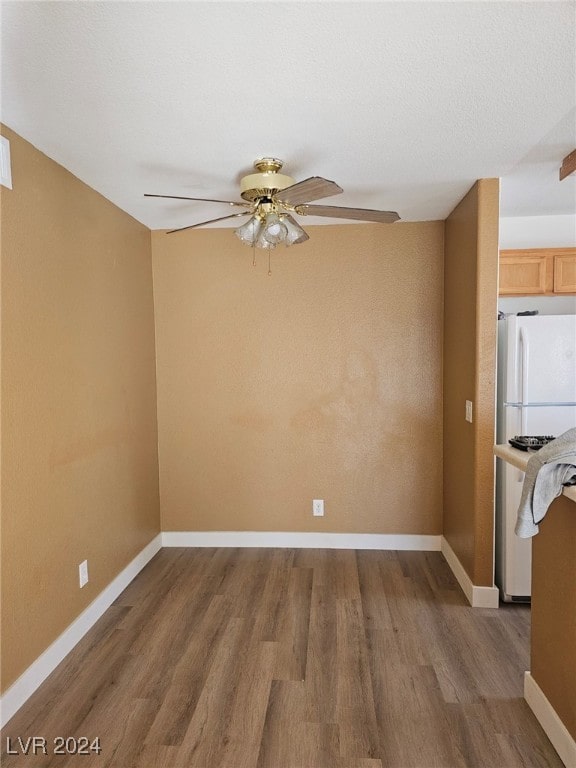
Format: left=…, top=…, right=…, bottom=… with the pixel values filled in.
left=518, top=326, right=529, bottom=482
left=519, top=326, right=529, bottom=432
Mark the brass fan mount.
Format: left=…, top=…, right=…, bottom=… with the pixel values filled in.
left=239, top=158, right=296, bottom=203
left=253, top=158, right=284, bottom=173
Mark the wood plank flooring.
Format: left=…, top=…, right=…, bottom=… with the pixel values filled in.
left=1, top=548, right=563, bottom=768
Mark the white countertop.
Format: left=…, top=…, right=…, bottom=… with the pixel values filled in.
left=494, top=444, right=576, bottom=503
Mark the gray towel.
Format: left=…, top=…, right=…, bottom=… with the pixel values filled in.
left=515, top=427, right=576, bottom=538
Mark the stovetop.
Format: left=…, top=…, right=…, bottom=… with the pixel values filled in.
left=508, top=435, right=556, bottom=452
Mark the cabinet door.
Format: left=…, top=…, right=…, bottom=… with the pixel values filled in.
left=553, top=252, right=576, bottom=293
left=499, top=250, right=553, bottom=295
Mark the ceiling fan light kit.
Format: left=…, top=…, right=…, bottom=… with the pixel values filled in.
left=146, top=158, right=400, bottom=251
left=235, top=208, right=309, bottom=249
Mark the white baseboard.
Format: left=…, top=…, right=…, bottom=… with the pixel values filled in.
left=525, top=671, right=576, bottom=768
left=161, top=531, right=442, bottom=551
left=441, top=536, right=500, bottom=608
left=0, top=533, right=162, bottom=728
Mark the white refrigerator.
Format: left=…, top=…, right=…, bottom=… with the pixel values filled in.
left=496, top=314, right=576, bottom=601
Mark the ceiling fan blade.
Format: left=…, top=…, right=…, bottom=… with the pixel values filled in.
left=295, top=204, right=400, bottom=224
left=275, top=177, right=343, bottom=206
left=145, top=193, right=250, bottom=207
left=166, top=211, right=251, bottom=234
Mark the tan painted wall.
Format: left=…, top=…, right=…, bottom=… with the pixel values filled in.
left=0, top=126, right=160, bottom=691
left=531, top=494, right=576, bottom=741
left=443, top=179, right=499, bottom=586
left=152, top=221, right=444, bottom=534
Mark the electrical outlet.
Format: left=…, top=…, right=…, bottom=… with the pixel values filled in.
left=79, top=560, right=89, bottom=588
left=0, top=136, right=12, bottom=189
left=313, top=499, right=324, bottom=517
left=465, top=400, right=473, bottom=423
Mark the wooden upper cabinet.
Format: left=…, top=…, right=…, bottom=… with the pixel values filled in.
left=499, top=248, right=576, bottom=296
left=554, top=252, right=576, bottom=293
left=499, top=250, right=552, bottom=295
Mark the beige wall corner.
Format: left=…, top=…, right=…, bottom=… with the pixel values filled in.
left=0, top=126, right=161, bottom=691
left=152, top=221, right=444, bottom=536
left=441, top=536, right=499, bottom=608
left=443, top=178, right=499, bottom=588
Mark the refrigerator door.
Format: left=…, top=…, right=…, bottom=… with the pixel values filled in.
left=496, top=458, right=532, bottom=600
left=505, top=315, right=576, bottom=405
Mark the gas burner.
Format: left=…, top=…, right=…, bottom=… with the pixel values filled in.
left=508, top=435, right=556, bottom=452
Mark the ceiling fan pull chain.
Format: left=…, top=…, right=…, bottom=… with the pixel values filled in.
left=252, top=242, right=256, bottom=267
left=268, top=251, right=272, bottom=276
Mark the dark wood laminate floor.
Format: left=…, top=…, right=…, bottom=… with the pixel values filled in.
left=1, top=548, right=563, bottom=768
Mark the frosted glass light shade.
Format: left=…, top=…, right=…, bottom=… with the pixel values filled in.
left=255, top=227, right=276, bottom=250
left=283, top=215, right=309, bottom=246
left=262, top=214, right=288, bottom=245
left=235, top=216, right=263, bottom=246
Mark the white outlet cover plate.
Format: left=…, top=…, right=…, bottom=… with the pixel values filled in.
left=79, top=560, right=89, bottom=588
left=0, top=136, right=13, bottom=189
left=313, top=499, right=324, bottom=516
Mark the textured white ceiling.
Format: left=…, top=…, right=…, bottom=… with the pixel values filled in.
left=1, top=1, right=575, bottom=231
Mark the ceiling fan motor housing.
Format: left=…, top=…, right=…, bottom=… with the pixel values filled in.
left=240, top=157, right=295, bottom=202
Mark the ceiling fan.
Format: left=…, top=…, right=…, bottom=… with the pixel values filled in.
left=145, top=158, right=400, bottom=249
